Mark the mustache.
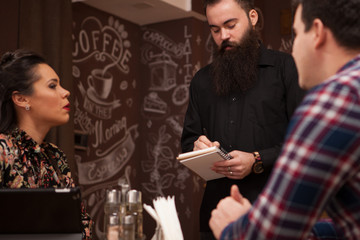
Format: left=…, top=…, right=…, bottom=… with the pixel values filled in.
left=220, top=40, right=237, bottom=51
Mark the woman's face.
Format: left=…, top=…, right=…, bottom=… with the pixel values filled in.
left=27, top=63, right=70, bottom=127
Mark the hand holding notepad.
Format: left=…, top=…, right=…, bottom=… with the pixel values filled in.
left=177, top=146, right=232, bottom=181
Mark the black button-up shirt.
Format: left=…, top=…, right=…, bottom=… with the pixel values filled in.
left=181, top=45, right=305, bottom=232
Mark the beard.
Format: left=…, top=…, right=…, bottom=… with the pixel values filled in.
left=210, top=27, right=261, bottom=96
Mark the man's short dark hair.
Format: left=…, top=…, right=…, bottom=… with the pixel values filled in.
left=204, top=0, right=255, bottom=14
left=292, top=0, right=360, bottom=50
left=203, top=0, right=263, bottom=31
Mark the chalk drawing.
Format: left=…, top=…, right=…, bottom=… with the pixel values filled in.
left=141, top=125, right=176, bottom=196
left=148, top=52, right=178, bottom=91
left=143, top=92, right=168, bottom=114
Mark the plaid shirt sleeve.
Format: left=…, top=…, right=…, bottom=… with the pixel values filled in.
left=220, top=57, right=360, bottom=240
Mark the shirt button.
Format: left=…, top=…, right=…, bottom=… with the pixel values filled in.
left=232, top=97, right=236, bottom=102
left=230, top=120, right=235, bottom=124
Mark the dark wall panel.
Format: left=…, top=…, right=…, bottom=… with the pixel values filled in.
left=0, top=0, right=20, bottom=55
left=139, top=17, right=211, bottom=240
left=72, top=3, right=142, bottom=239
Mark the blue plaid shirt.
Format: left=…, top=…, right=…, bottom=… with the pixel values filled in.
left=221, top=54, right=360, bottom=240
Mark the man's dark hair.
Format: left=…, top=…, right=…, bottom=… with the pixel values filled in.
left=292, top=0, right=360, bottom=50
left=204, top=0, right=255, bottom=14
left=204, top=0, right=263, bottom=31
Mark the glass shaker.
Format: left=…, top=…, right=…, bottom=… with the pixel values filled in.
left=127, top=190, right=143, bottom=239
left=105, top=215, right=120, bottom=240
left=121, top=215, right=135, bottom=240
left=104, top=189, right=122, bottom=240
left=120, top=182, right=130, bottom=216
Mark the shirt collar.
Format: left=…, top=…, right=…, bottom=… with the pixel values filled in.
left=337, top=53, right=360, bottom=73
left=258, top=44, right=277, bottom=67
left=11, top=128, right=48, bottom=153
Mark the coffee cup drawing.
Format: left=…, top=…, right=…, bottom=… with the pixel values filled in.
left=87, top=68, right=113, bottom=100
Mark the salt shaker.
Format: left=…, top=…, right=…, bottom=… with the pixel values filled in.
left=120, top=182, right=130, bottom=215
left=104, top=189, right=122, bottom=240
left=106, top=215, right=120, bottom=240
left=127, top=190, right=143, bottom=239
left=122, top=215, right=135, bottom=240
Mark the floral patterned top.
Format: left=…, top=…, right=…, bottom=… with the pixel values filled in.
left=0, top=128, right=93, bottom=239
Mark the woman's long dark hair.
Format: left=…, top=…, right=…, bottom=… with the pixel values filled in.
left=0, top=49, right=46, bottom=133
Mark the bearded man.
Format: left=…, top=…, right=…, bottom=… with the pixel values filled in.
left=180, top=0, right=305, bottom=239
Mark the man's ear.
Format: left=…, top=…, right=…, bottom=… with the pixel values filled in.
left=12, top=91, right=29, bottom=108
left=312, top=18, right=327, bottom=49
left=249, top=9, right=258, bottom=27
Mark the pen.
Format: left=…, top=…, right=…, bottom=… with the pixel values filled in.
left=202, top=127, right=208, bottom=137
left=202, top=128, right=233, bottom=159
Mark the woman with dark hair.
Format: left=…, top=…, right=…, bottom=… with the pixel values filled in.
left=0, top=49, right=93, bottom=239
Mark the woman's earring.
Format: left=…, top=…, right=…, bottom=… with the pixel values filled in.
left=25, top=105, right=30, bottom=111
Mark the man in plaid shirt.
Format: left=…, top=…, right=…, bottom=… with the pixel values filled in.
left=209, top=0, right=360, bottom=239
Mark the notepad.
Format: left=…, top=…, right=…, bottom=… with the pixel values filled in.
left=177, top=146, right=231, bottom=181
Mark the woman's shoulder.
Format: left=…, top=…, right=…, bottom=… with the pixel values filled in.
left=47, top=142, right=64, bottom=153
left=0, top=133, right=17, bottom=163
left=45, top=142, right=68, bottom=160
left=0, top=133, right=14, bottom=148
left=0, top=132, right=10, bottom=139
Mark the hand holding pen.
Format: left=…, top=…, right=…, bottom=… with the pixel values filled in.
left=196, top=127, right=233, bottom=158
left=193, top=128, right=220, bottom=151
left=193, top=135, right=220, bottom=151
